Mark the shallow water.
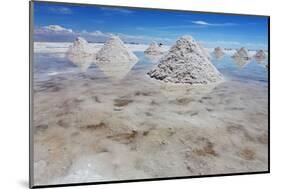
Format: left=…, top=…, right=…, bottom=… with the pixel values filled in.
left=33, top=52, right=268, bottom=185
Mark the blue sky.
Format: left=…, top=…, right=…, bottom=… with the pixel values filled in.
left=33, top=2, right=268, bottom=49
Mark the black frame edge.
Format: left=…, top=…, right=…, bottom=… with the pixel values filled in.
left=29, top=1, right=35, bottom=188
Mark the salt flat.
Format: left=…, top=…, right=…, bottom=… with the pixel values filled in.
left=32, top=44, right=268, bottom=185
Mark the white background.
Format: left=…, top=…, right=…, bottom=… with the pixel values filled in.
left=0, top=0, right=278, bottom=188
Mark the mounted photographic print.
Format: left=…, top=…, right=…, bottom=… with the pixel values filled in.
left=30, top=0, right=269, bottom=188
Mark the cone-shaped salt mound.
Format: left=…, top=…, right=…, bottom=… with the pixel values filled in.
left=198, top=43, right=211, bottom=60
left=254, top=49, right=266, bottom=59
left=144, top=42, right=163, bottom=55
left=214, top=47, right=224, bottom=55
left=67, top=37, right=94, bottom=56
left=232, top=47, right=250, bottom=59
left=67, top=37, right=95, bottom=71
left=95, top=35, right=138, bottom=64
left=147, top=36, right=223, bottom=84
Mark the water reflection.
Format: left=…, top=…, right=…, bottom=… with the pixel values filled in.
left=67, top=54, right=95, bottom=72
left=95, top=59, right=138, bottom=81
left=213, top=53, right=224, bottom=60
left=145, top=54, right=163, bottom=63
left=232, top=56, right=251, bottom=68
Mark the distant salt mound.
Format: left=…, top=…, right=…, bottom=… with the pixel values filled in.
left=144, top=42, right=163, bottom=55
left=214, top=47, right=224, bottom=56
left=254, top=50, right=266, bottom=59
left=213, top=47, right=225, bottom=60
left=66, top=37, right=95, bottom=71
left=95, top=35, right=139, bottom=64
left=147, top=36, right=223, bottom=84
left=232, top=47, right=250, bottom=59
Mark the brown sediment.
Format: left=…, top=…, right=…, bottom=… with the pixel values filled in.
left=239, top=148, right=256, bottom=160
left=107, top=130, right=138, bottom=144
left=135, top=91, right=153, bottom=96
left=174, top=97, right=193, bottom=105
left=193, top=141, right=217, bottom=157
left=34, top=124, right=48, bottom=134
left=226, top=123, right=254, bottom=141
left=257, top=133, right=268, bottom=144
left=79, top=122, right=107, bottom=131
left=114, top=98, right=133, bottom=107
left=94, top=96, right=101, bottom=103
left=57, top=120, right=69, bottom=128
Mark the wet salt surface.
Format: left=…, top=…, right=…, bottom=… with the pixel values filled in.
left=33, top=52, right=268, bottom=185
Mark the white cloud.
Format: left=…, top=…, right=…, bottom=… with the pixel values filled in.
left=192, top=20, right=237, bottom=26
left=88, top=30, right=109, bottom=37
left=34, top=25, right=171, bottom=44
left=34, top=25, right=76, bottom=42
left=41, top=25, right=73, bottom=33
left=192, top=21, right=210, bottom=25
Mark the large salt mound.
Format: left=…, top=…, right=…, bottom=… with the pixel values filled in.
left=147, top=36, right=223, bottom=84
left=198, top=43, right=211, bottom=60
left=95, top=36, right=138, bottom=64
left=254, top=49, right=266, bottom=59
left=232, top=47, right=250, bottom=59
left=66, top=37, right=95, bottom=71
left=144, top=42, right=163, bottom=55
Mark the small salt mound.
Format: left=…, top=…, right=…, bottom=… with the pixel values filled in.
left=198, top=43, right=211, bottom=60
left=214, top=47, right=224, bottom=56
left=67, top=37, right=94, bottom=56
left=254, top=50, right=266, bottom=59
left=213, top=47, right=225, bottom=60
left=232, top=47, right=250, bottom=59
left=66, top=37, right=95, bottom=71
left=144, top=42, right=163, bottom=56
left=147, top=35, right=223, bottom=84
left=95, top=35, right=138, bottom=64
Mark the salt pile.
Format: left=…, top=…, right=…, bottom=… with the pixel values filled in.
left=147, top=36, right=223, bottom=84
left=213, top=47, right=224, bottom=60
left=95, top=35, right=138, bottom=64
left=144, top=42, right=163, bottom=55
left=214, top=47, right=224, bottom=54
left=67, top=37, right=94, bottom=56
left=66, top=37, right=95, bottom=71
left=232, top=47, right=250, bottom=59
left=254, top=49, right=266, bottom=59
left=199, top=43, right=211, bottom=60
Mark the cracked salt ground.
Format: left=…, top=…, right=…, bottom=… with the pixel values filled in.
left=33, top=42, right=268, bottom=185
